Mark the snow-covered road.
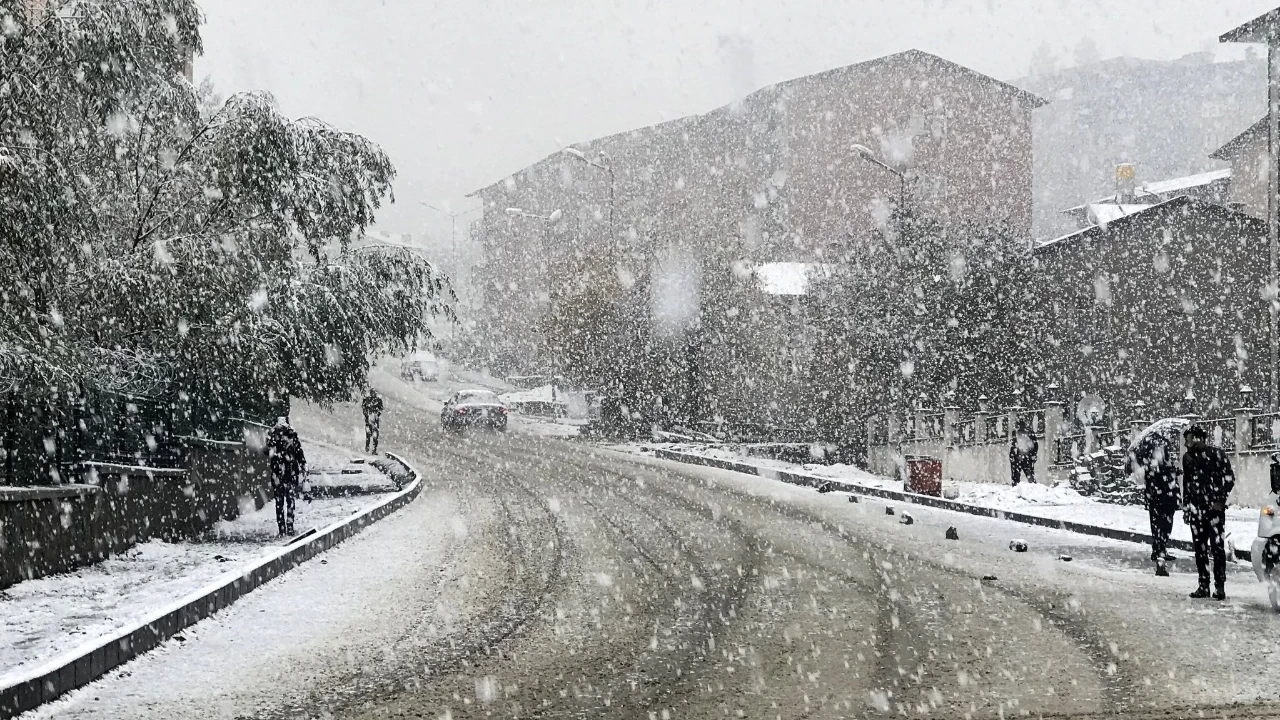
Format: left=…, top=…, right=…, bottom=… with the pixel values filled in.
left=29, top=383, right=1280, bottom=720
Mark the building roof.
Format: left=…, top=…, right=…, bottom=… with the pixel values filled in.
left=465, top=49, right=1048, bottom=197
left=1085, top=203, right=1150, bottom=224
left=1220, top=8, right=1280, bottom=44
left=1061, top=168, right=1232, bottom=215
left=1141, top=167, right=1232, bottom=196
left=1036, top=195, right=1263, bottom=254
left=781, top=49, right=1048, bottom=109
left=1210, top=116, right=1266, bottom=160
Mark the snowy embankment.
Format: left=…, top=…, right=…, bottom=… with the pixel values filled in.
left=0, top=441, right=392, bottom=685
left=625, top=442, right=1260, bottom=553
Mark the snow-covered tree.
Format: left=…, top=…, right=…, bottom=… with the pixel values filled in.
left=0, top=0, right=447, bottom=481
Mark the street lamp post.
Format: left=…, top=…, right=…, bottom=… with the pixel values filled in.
left=562, top=147, right=616, bottom=245
left=851, top=143, right=906, bottom=212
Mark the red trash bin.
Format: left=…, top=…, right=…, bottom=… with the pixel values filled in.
left=905, top=456, right=942, bottom=497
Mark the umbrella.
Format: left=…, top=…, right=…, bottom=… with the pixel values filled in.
left=1129, top=417, right=1191, bottom=450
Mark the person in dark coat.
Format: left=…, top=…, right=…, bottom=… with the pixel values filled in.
left=362, top=389, right=384, bottom=454
left=1009, top=420, right=1038, bottom=486
left=1129, top=429, right=1181, bottom=576
left=1182, top=425, right=1235, bottom=600
left=267, top=417, right=307, bottom=536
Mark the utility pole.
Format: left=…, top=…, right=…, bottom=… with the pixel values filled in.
left=1221, top=8, right=1280, bottom=408
left=420, top=202, right=481, bottom=320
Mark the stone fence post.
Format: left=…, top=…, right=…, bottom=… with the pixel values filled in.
left=943, top=406, right=959, bottom=447
left=1236, top=405, right=1255, bottom=454
left=1044, top=400, right=1063, bottom=465
left=975, top=409, right=989, bottom=444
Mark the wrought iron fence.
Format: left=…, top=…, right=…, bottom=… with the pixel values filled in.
left=1093, top=427, right=1130, bottom=453
left=1054, top=433, right=1086, bottom=466
left=1016, top=409, right=1046, bottom=437
left=985, top=414, right=1009, bottom=444
left=918, top=412, right=945, bottom=440
left=1198, top=417, right=1237, bottom=452
left=953, top=417, right=977, bottom=446
left=1252, top=413, right=1280, bottom=451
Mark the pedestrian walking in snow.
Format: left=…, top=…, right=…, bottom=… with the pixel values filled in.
left=363, top=389, right=384, bottom=454
left=1129, top=427, right=1181, bottom=576
left=1182, top=425, right=1235, bottom=600
left=267, top=417, right=307, bottom=537
left=1009, top=420, right=1038, bottom=486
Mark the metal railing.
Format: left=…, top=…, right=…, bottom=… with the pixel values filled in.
left=1016, top=409, right=1046, bottom=437
left=1252, top=413, right=1280, bottom=451
left=953, top=417, right=977, bottom=446
left=1055, top=433, right=1086, bottom=466
left=1093, top=427, right=1130, bottom=453
left=917, top=412, right=945, bottom=440
left=1198, top=417, right=1237, bottom=452
left=985, top=414, right=1009, bottom=444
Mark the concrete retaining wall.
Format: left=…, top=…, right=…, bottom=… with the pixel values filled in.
left=0, top=439, right=269, bottom=591
left=0, top=453, right=419, bottom=719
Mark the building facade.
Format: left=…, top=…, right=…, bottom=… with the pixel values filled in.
left=471, top=49, right=1047, bottom=400
left=1033, top=197, right=1268, bottom=418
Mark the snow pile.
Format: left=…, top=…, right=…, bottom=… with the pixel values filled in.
left=957, top=480, right=1089, bottom=508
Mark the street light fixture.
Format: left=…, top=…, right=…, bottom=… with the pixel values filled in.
left=851, top=143, right=907, bottom=212
left=561, top=146, right=616, bottom=242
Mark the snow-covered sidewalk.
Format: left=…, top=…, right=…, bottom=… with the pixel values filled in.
left=627, top=442, right=1261, bottom=555
left=0, top=442, right=392, bottom=685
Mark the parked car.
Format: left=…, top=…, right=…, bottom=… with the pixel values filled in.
left=441, top=389, right=508, bottom=432
left=400, top=351, right=440, bottom=381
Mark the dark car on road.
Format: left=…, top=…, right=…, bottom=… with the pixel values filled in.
left=441, top=389, right=508, bottom=432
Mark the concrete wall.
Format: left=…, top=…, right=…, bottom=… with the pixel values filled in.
left=0, top=438, right=268, bottom=591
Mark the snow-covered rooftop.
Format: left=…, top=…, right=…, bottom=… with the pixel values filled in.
left=754, top=262, right=832, bottom=296
left=1062, top=168, right=1231, bottom=214
left=1085, top=203, right=1148, bottom=225
left=1140, top=167, right=1230, bottom=196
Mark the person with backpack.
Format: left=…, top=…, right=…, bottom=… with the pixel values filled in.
left=1182, top=425, right=1235, bottom=600
left=267, top=417, right=307, bottom=537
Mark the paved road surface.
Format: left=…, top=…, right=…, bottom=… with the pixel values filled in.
left=32, top=386, right=1280, bottom=720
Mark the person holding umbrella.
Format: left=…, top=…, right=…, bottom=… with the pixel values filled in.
left=1182, top=424, right=1235, bottom=600
left=1128, top=418, right=1185, bottom=576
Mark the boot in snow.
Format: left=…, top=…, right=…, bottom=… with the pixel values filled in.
left=1154, top=560, right=1169, bottom=577
left=1189, top=586, right=1211, bottom=599
left=1212, top=587, right=1226, bottom=601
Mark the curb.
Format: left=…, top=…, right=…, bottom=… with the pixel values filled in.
left=650, top=448, right=1252, bottom=562
left=0, top=452, right=422, bottom=719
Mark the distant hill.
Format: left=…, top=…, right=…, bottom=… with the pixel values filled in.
left=1018, top=52, right=1265, bottom=240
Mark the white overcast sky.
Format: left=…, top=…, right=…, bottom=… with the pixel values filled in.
left=197, top=0, right=1278, bottom=241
